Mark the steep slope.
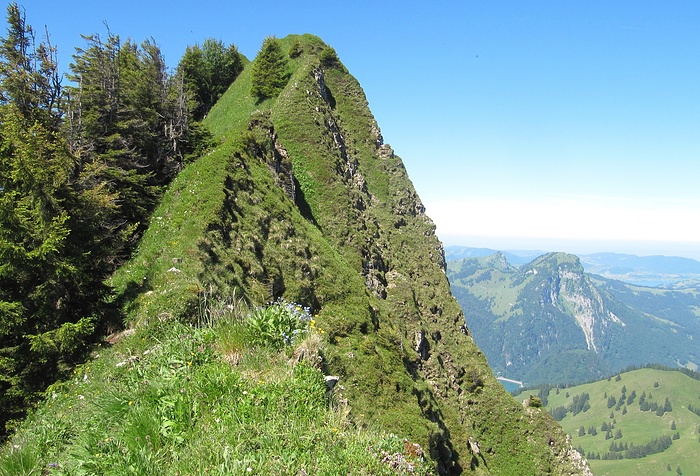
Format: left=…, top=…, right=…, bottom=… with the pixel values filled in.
left=448, top=252, right=700, bottom=385
left=106, top=35, right=589, bottom=474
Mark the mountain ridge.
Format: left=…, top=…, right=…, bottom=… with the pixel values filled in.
left=448, top=251, right=700, bottom=386
left=446, top=245, right=700, bottom=287
left=0, top=34, right=590, bottom=475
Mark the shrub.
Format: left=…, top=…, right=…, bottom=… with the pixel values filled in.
left=246, top=298, right=312, bottom=349
left=320, top=46, right=341, bottom=68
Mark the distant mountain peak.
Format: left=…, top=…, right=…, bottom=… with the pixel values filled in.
left=449, top=245, right=700, bottom=386
left=529, top=251, right=582, bottom=269
left=481, top=251, right=514, bottom=272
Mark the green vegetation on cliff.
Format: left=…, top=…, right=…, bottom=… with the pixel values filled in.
left=1, top=17, right=590, bottom=474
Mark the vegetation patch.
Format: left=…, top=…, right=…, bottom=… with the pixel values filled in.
left=0, top=299, right=433, bottom=475
left=516, top=368, right=700, bottom=476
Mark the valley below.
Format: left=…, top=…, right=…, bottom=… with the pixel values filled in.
left=448, top=246, right=700, bottom=474
left=446, top=247, right=700, bottom=386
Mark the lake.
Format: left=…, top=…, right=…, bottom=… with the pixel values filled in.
left=497, top=377, right=523, bottom=393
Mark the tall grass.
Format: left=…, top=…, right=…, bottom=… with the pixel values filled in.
left=0, top=294, right=434, bottom=475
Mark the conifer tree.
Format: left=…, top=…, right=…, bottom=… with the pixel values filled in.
left=178, top=38, right=243, bottom=120
left=251, top=36, right=289, bottom=101
left=0, top=3, right=108, bottom=435
left=65, top=32, right=203, bottom=255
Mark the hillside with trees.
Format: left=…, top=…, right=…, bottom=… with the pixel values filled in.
left=447, top=252, right=700, bottom=386
left=516, top=368, right=700, bottom=476
left=0, top=4, right=591, bottom=474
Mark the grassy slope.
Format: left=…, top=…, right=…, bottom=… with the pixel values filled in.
left=1, top=34, right=589, bottom=475
left=0, top=316, right=433, bottom=475
left=517, top=368, right=700, bottom=476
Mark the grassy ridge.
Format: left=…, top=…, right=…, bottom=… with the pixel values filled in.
left=1, top=33, right=591, bottom=474
left=0, top=305, right=433, bottom=475
left=517, top=368, right=700, bottom=475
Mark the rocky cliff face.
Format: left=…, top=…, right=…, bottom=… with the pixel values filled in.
left=523, top=253, right=625, bottom=353
left=118, top=34, right=591, bottom=475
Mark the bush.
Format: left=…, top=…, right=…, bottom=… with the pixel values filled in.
left=320, top=46, right=341, bottom=68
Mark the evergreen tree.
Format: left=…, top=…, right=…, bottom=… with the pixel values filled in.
left=251, top=36, right=289, bottom=101
left=64, top=32, right=155, bottom=264
left=66, top=31, right=206, bottom=260
left=0, top=3, right=113, bottom=435
left=178, top=38, right=243, bottom=120
left=664, top=397, right=673, bottom=412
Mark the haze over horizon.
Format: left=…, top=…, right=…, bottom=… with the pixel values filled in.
left=17, top=1, right=700, bottom=261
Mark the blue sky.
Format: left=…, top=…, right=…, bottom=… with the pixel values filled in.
left=17, top=1, right=700, bottom=259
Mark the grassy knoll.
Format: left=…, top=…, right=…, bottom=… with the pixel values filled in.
left=517, top=368, right=700, bottom=476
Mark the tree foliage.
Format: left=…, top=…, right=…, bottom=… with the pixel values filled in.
left=251, top=36, right=289, bottom=101
left=0, top=4, right=213, bottom=438
left=0, top=3, right=114, bottom=435
left=177, top=38, right=243, bottom=120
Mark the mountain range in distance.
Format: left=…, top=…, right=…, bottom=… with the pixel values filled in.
left=445, top=245, right=700, bottom=287
left=446, top=249, right=700, bottom=387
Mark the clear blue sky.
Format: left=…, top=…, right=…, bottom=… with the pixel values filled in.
left=16, top=1, right=700, bottom=259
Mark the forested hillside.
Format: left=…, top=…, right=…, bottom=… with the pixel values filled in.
left=0, top=2, right=243, bottom=433
left=448, top=252, right=700, bottom=386
left=0, top=4, right=591, bottom=474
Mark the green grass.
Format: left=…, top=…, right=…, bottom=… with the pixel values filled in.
left=109, top=144, right=234, bottom=325
left=517, top=368, right=700, bottom=476
left=13, top=33, right=593, bottom=475
left=0, top=301, right=434, bottom=475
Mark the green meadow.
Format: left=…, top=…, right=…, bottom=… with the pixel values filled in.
left=517, top=368, right=700, bottom=476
